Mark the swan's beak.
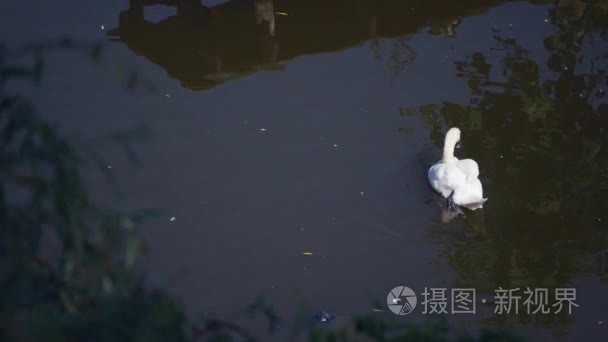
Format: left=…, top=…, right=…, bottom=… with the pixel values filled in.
left=456, top=141, right=462, bottom=149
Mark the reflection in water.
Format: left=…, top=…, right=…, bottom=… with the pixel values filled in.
left=429, top=18, right=461, bottom=37
left=440, top=204, right=487, bottom=235
left=108, top=0, right=283, bottom=90
left=598, top=249, right=608, bottom=280
left=386, top=36, right=416, bottom=85
left=410, top=0, right=608, bottom=334
left=108, top=0, right=508, bottom=90
left=254, top=0, right=275, bottom=36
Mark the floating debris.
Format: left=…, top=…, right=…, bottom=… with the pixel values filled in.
left=260, top=128, right=267, bottom=132
left=107, top=165, right=112, bottom=169
left=372, top=308, right=384, bottom=312
left=165, top=94, right=171, bottom=98
left=360, top=191, right=365, bottom=195
left=333, top=144, right=338, bottom=147
left=170, top=217, right=176, bottom=222
left=313, top=311, right=336, bottom=323
left=544, top=19, right=549, bottom=23
left=276, top=12, right=288, bottom=16
left=101, top=25, right=105, bottom=30
left=302, top=252, right=313, bottom=256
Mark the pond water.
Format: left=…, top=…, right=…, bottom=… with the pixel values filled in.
left=3, top=0, right=608, bottom=340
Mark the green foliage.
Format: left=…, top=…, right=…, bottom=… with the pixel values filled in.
left=0, top=39, right=190, bottom=342
left=309, top=316, right=524, bottom=342
left=410, top=1, right=608, bottom=218
left=402, top=1, right=608, bottom=336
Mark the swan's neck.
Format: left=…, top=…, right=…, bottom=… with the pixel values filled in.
left=443, top=138, right=457, bottom=163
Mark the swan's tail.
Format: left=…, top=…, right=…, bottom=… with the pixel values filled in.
left=465, top=198, right=488, bottom=210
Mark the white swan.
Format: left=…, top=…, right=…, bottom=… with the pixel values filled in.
left=428, top=127, right=487, bottom=211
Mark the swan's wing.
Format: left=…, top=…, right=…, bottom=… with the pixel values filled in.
left=428, top=161, right=467, bottom=198
left=456, top=159, right=479, bottom=179
left=428, top=162, right=448, bottom=196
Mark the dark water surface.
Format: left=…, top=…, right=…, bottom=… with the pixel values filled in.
left=2, top=0, right=608, bottom=339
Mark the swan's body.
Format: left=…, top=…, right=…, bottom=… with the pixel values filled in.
left=428, top=127, right=487, bottom=210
